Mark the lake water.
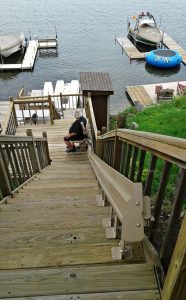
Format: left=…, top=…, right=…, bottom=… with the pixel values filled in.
left=0, top=0, right=186, bottom=113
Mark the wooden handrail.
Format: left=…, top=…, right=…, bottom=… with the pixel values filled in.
left=97, top=129, right=186, bottom=167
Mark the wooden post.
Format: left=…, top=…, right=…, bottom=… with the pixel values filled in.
left=149, top=161, right=172, bottom=242
left=48, top=95, right=54, bottom=125
left=161, top=214, right=186, bottom=300
left=43, top=132, right=51, bottom=165
left=112, top=131, right=122, bottom=172
left=101, top=126, right=107, bottom=135
left=26, top=129, right=41, bottom=173
left=144, top=154, right=157, bottom=196
left=95, top=131, right=103, bottom=158
left=9, top=97, right=18, bottom=128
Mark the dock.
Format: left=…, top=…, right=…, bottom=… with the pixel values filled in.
left=0, top=38, right=57, bottom=71
left=116, top=32, right=186, bottom=64
left=116, top=37, right=145, bottom=59
left=126, top=80, right=186, bottom=109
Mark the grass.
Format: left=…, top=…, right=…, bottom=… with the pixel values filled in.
left=111, top=97, right=186, bottom=139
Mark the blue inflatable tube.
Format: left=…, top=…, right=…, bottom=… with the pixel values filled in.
left=146, top=49, right=182, bottom=68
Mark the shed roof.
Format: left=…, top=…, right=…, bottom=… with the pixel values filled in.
left=80, top=72, right=114, bottom=95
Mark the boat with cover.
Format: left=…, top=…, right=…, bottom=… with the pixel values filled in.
left=0, top=33, right=25, bottom=57
left=128, top=12, right=162, bottom=47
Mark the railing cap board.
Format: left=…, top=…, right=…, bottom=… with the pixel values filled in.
left=98, top=129, right=186, bottom=166
left=89, top=152, right=144, bottom=242
left=18, top=93, right=82, bottom=101
left=0, top=135, right=47, bottom=143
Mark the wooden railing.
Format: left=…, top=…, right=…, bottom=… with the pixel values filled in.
left=2, top=98, right=18, bottom=135
left=0, top=130, right=51, bottom=202
left=85, top=95, right=186, bottom=298
left=18, top=87, right=83, bottom=112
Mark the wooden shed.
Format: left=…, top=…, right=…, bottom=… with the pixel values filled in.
left=80, top=72, right=114, bottom=132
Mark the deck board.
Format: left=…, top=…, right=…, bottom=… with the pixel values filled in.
left=0, top=290, right=160, bottom=300
left=0, top=264, right=157, bottom=298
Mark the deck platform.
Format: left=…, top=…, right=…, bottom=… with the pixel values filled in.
left=126, top=80, right=186, bottom=109
left=116, top=37, right=146, bottom=59
left=116, top=33, right=186, bottom=64
left=0, top=38, right=57, bottom=71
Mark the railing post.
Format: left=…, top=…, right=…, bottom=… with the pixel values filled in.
left=0, top=153, right=12, bottom=198
left=48, top=95, right=54, bottom=125
left=26, top=129, right=41, bottom=173
left=9, top=97, right=18, bottom=128
left=42, top=132, right=51, bottom=165
left=95, top=131, right=103, bottom=158
left=112, top=131, right=122, bottom=172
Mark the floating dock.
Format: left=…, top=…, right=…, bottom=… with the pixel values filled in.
left=116, top=32, right=186, bottom=64
left=0, top=38, right=57, bottom=71
left=126, top=80, right=186, bottom=110
left=116, top=37, right=145, bottom=59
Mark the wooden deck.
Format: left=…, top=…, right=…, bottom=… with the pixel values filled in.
left=116, top=33, right=186, bottom=64
left=116, top=37, right=146, bottom=59
left=0, top=115, right=160, bottom=299
left=126, top=85, right=154, bottom=109
left=126, top=80, right=186, bottom=109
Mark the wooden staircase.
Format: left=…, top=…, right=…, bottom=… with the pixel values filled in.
left=0, top=116, right=161, bottom=299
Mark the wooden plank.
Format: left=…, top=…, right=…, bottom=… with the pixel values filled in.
left=0, top=243, right=119, bottom=269
left=0, top=263, right=158, bottom=298
left=0, top=290, right=161, bottom=300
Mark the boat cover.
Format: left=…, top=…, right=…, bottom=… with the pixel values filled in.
left=0, top=35, right=22, bottom=51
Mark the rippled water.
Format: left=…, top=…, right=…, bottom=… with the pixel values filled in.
left=0, top=0, right=186, bottom=113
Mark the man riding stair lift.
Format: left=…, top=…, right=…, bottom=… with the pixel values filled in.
left=64, top=109, right=89, bottom=153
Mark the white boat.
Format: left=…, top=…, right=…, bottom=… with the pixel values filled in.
left=54, top=80, right=80, bottom=109
left=128, top=12, right=162, bottom=47
left=43, top=81, right=54, bottom=96
left=0, top=33, right=25, bottom=57
left=30, top=80, right=81, bottom=109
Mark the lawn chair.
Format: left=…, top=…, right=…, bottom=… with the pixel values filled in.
left=177, top=82, right=186, bottom=96
left=155, top=85, right=174, bottom=101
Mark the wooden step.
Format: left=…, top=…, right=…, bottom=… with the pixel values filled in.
left=0, top=290, right=160, bottom=300
left=0, top=263, right=160, bottom=299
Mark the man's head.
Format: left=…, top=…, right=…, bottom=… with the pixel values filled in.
left=74, top=109, right=83, bottom=119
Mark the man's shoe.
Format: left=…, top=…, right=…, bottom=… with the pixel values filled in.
left=66, top=147, right=76, bottom=153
